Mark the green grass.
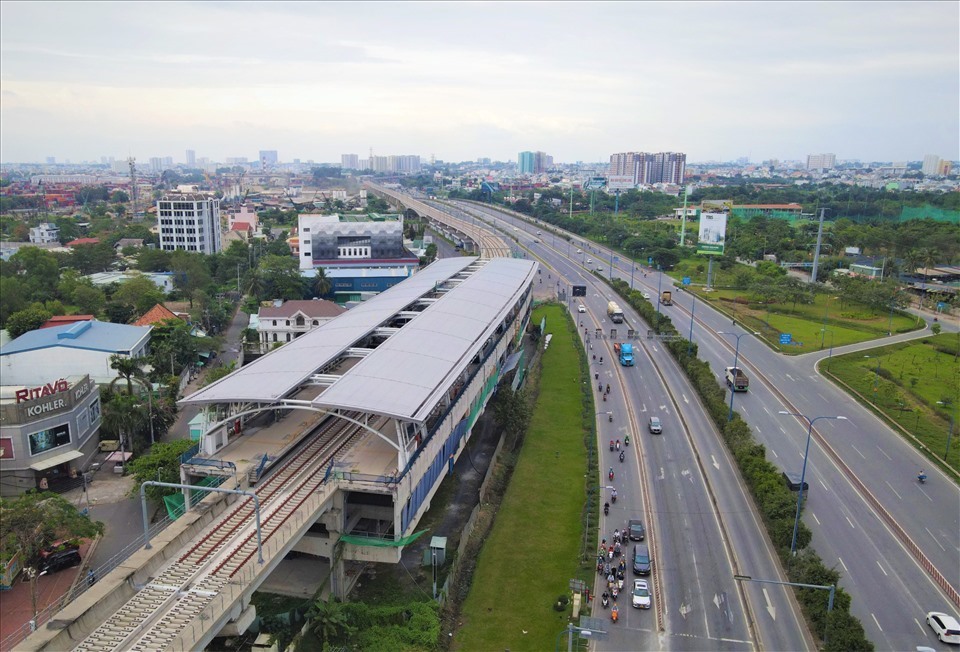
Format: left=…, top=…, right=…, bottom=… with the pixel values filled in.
left=687, top=287, right=920, bottom=354
left=824, top=333, right=960, bottom=473
left=453, top=304, right=591, bottom=651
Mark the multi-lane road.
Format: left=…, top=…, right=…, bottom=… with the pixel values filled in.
left=435, top=197, right=960, bottom=651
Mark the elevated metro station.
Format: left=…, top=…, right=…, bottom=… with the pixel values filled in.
left=27, top=256, right=538, bottom=651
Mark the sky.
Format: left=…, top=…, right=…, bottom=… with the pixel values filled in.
left=1, top=1, right=958, bottom=165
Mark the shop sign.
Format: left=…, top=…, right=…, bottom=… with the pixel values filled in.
left=15, top=379, right=69, bottom=403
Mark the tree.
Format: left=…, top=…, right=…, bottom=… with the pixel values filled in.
left=149, top=318, right=198, bottom=375
left=5, top=306, right=52, bottom=339
left=127, top=439, right=198, bottom=502
left=68, top=243, right=116, bottom=275
left=110, top=190, right=129, bottom=203
left=170, top=251, right=212, bottom=308
left=258, top=254, right=306, bottom=301
left=137, top=248, right=172, bottom=272
left=0, top=492, right=103, bottom=626
left=201, top=361, right=236, bottom=387
left=70, top=283, right=106, bottom=316
left=109, top=354, right=150, bottom=395
left=0, top=275, right=29, bottom=327
left=311, top=268, right=332, bottom=298
left=111, top=275, right=166, bottom=317
left=101, top=392, right=151, bottom=457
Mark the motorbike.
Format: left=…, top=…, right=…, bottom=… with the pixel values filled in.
left=624, top=435, right=630, bottom=447
left=619, top=451, right=625, bottom=463
left=611, top=605, right=619, bottom=623
left=602, top=592, right=609, bottom=609
left=611, top=586, right=619, bottom=601
left=606, top=384, right=611, bottom=394
left=611, top=493, right=617, bottom=504
left=609, top=440, right=614, bottom=452
left=609, top=413, right=613, bottom=423
left=616, top=440, right=621, bottom=450
left=603, top=502, right=609, bottom=516
left=608, top=468, right=615, bottom=481
left=918, top=472, right=927, bottom=484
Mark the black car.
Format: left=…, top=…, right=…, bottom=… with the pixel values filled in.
left=628, top=519, right=646, bottom=541
left=37, top=542, right=81, bottom=574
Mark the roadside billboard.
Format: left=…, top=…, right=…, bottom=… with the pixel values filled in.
left=607, top=175, right=636, bottom=190
left=697, top=212, right=727, bottom=255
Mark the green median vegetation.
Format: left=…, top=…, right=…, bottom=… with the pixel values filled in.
left=453, top=303, right=597, bottom=651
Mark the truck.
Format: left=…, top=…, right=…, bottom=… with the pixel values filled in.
left=725, top=366, right=749, bottom=392
left=614, top=342, right=634, bottom=366
left=607, top=301, right=625, bottom=323
left=661, top=291, right=672, bottom=305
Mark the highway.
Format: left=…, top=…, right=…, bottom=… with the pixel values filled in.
left=440, top=199, right=811, bottom=651
left=443, top=197, right=960, bottom=652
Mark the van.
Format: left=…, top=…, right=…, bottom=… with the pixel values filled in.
left=632, top=543, right=652, bottom=575
left=782, top=471, right=809, bottom=492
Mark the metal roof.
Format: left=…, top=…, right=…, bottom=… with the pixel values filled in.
left=0, top=321, right=152, bottom=356
left=181, top=256, right=537, bottom=422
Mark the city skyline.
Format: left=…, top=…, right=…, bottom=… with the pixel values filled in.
left=1, top=2, right=957, bottom=164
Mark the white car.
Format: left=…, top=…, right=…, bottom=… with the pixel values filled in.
left=642, top=291, right=651, bottom=300
left=632, top=579, right=651, bottom=609
left=578, top=305, right=586, bottom=313
left=586, top=259, right=592, bottom=265
left=926, top=612, right=960, bottom=644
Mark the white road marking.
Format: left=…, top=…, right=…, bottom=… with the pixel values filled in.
left=838, top=557, right=848, bottom=572
left=762, top=406, right=770, bottom=415
left=785, top=373, right=795, bottom=381
left=918, top=486, right=934, bottom=502
left=876, top=446, right=892, bottom=461
left=762, top=588, right=776, bottom=620
left=884, top=481, right=902, bottom=500
left=851, top=444, right=866, bottom=459
left=781, top=427, right=788, bottom=434
left=845, top=516, right=855, bottom=529
left=682, top=394, right=690, bottom=404
left=770, top=447, right=778, bottom=458
left=754, top=425, right=762, bottom=434
left=818, top=478, right=828, bottom=491
left=711, top=455, right=720, bottom=470
left=812, top=512, right=820, bottom=526
left=925, top=527, right=947, bottom=552
left=876, top=561, right=888, bottom=576
left=817, top=392, right=827, bottom=401
left=872, top=613, right=883, bottom=632
left=915, top=618, right=926, bottom=635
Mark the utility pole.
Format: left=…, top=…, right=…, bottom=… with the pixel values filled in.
left=128, top=157, right=138, bottom=219
left=679, top=184, right=689, bottom=245
left=810, top=207, right=827, bottom=284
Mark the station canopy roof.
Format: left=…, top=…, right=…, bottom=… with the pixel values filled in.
left=180, top=256, right=537, bottom=423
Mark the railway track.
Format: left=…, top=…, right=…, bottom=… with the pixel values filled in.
left=74, top=412, right=384, bottom=651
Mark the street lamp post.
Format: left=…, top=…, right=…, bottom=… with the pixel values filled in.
left=864, top=355, right=882, bottom=392
left=688, top=293, right=697, bottom=356
left=778, top=411, right=848, bottom=556
left=936, top=401, right=955, bottom=461
left=734, top=574, right=835, bottom=644
left=822, top=329, right=834, bottom=369
left=717, top=330, right=760, bottom=421
left=820, top=296, right=837, bottom=350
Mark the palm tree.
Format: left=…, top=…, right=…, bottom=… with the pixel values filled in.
left=101, top=393, right=150, bottom=458
left=109, top=354, right=149, bottom=395
left=312, top=268, right=331, bottom=298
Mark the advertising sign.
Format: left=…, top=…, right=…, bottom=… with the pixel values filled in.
left=28, top=423, right=70, bottom=456
left=607, top=175, right=636, bottom=190
left=697, top=212, right=727, bottom=255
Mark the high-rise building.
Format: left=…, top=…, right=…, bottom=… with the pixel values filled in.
left=608, top=151, right=686, bottom=184
left=937, top=160, right=952, bottom=176
left=366, top=154, right=420, bottom=173
left=518, top=151, right=549, bottom=174
left=806, top=153, right=836, bottom=170
left=185, top=149, right=196, bottom=166
left=149, top=157, right=164, bottom=172
left=156, top=193, right=222, bottom=255
left=922, top=154, right=942, bottom=176
left=259, top=150, right=279, bottom=167
left=341, top=154, right=359, bottom=170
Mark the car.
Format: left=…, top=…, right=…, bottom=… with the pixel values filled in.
left=926, top=612, right=960, bottom=644
left=628, top=519, right=646, bottom=541
left=642, top=291, right=651, bottom=300
left=578, top=305, right=586, bottom=313
left=632, top=579, right=651, bottom=609
left=577, top=249, right=583, bottom=254
left=586, top=259, right=593, bottom=265
left=37, top=540, right=82, bottom=575
left=648, top=416, right=662, bottom=434
left=513, top=227, right=518, bottom=231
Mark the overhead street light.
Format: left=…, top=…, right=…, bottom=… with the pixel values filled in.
left=778, top=411, right=848, bottom=556
left=734, top=574, right=835, bottom=644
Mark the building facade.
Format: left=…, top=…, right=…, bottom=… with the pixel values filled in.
left=156, top=193, right=223, bottom=254
left=29, top=222, right=60, bottom=244
left=341, top=154, right=360, bottom=170
left=0, top=374, right=102, bottom=496
left=806, top=153, right=836, bottom=170
left=259, top=150, right=279, bottom=167
left=608, top=151, right=686, bottom=185
left=256, top=299, right=347, bottom=350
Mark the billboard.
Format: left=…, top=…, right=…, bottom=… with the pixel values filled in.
left=607, top=175, right=636, bottom=190
left=697, top=212, right=727, bottom=255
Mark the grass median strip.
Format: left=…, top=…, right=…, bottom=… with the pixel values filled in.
left=453, top=304, right=590, bottom=651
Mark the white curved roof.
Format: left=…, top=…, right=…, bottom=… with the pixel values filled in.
left=181, top=256, right=537, bottom=422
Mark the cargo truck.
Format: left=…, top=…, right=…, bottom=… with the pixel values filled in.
left=725, top=366, right=749, bottom=392
left=614, top=342, right=634, bottom=366
left=607, top=301, right=625, bottom=323
left=661, top=290, right=672, bottom=305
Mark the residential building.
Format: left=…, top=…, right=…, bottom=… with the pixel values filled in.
left=149, top=157, right=164, bottom=172
left=0, top=373, right=102, bottom=496
left=938, top=160, right=953, bottom=176
left=256, top=299, right=346, bottom=350
left=0, top=320, right=152, bottom=387
left=806, top=153, right=836, bottom=170
left=341, top=154, right=360, bottom=170
left=608, top=152, right=686, bottom=185
left=367, top=155, right=420, bottom=174
left=29, top=222, right=60, bottom=244
left=40, top=315, right=96, bottom=330
left=185, top=149, right=196, bottom=166
left=517, top=151, right=550, bottom=175
left=922, top=154, right=946, bottom=176
left=156, top=193, right=223, bottom=254
left=86, top=271, right=176, bottom=293
left=227, top=204, right=259, bottom=231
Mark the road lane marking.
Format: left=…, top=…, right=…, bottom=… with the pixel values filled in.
left=754, top=425, right=762, bottom=434
left=818, top=478, right=828, bottom=491
left=817, top=392, right=827, bottom=401
left=785, top=373, right=795, bottom=381
left=876, top=561, right=888, bottom=576
left=918, top=486, right=934, bottom=502
left=838, top=557, right=848, bottom=572
left=915, top=618, right=927, bottom=635
left=682, top=393, right=689, bottom=404
left=769, top=447, right=778, bottom=458
left=871, top=613, right=883, bottom=632
left=850, top=444, right=866, bottom=459
left=762, top=588, right=776, bottom=620
left=884, top=481, right=902, bottom=500
left=876, top=445, right=892, bottom=461
left=846, top=516, right=855, bottom=529
left=711, top=455, right=720, bottom=470
left=781, top=427, right=788, bottom=434
left=811, top=512, right=820, bottom=525
left=762, top=406, right=770, bottom=415
left=925, top=527, right=947, bottom=552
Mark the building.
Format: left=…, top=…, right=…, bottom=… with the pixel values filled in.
left=227, top=204, right=259, bottom=232
left=938, top=160, right=952, bottom=176
left=86, top=271, right=175, bottom=293
left=0, top=320, right=151, bottom=387
left=366, top=155, right=420, bottom=174
left=0, top=374, right=102, bottom=496
left=297, top=213, right=419, bottom=299
left=149, top=157, right=164, bottom=172
left=185, top=149, right=196, bottom=166
left=921, top=154, right=950, bottom=176
left=259, top=150, right=279, bottom=167
left=40, top=315, right=96, bottom=330
left=806, top=153, right=836, bottom=171
left=517, top=151, right=550, bottom=175
left=156, top=193, right=223, bottom=254
left=29, top=222, right=60, bottom=244
left=341, top=154, right=360, bottom=170
left=256, top=299, right=346, bottom=350
left=608, top=152, right=686, bottom=185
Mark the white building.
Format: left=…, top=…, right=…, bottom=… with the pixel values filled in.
left=297, top=213, right=407, bottom=271
left=156, top=193, right=223, bottom=254
left=0, top=320, right=152, bottom=387
left=86, top=271, right=175, bottom=293
left=29, top=222, right=60, bottom=244
left=922, top=154, right=942, bottom=176
left=806, top=153, right=836, bottom=170
left=256, top=299, right=346, bottom=350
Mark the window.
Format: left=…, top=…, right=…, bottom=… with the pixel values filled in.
left=303, top=252, right=310, bottom=257
left=272, top=333, right=277, bottom=342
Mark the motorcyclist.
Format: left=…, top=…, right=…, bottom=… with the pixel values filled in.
left=615, top=439, right=621, bottom=450
left=619, top=450, right=625, bottom=463
left=599, top=356, right=603, bottom=364
left=609, top=439, right=614, bottom=450
left=602, top=591, right=610, bottom=608
left=603, top=502, right=609, bottom=515
left=611, top=488, right=618, bottom=502
left=611, top=605, right=619, bottom=622
left=624, top=435, right=630, bottom=447
left=918, top=470, right=927, bottom=483
left=606, top=383, right=611, bottom=394
left=608, top=467, right=614, bottom=480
